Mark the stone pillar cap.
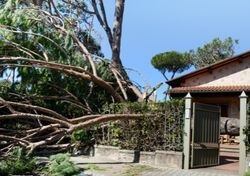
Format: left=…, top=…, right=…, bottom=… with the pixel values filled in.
left=239, top=91, right=248, bottom=98
left=185, top=92, right=192, bottom=99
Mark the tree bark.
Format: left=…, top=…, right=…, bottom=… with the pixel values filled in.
left=111, top=0, right=129, bottom=80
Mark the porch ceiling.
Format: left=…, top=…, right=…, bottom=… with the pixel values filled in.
left=169, top=85, right=250, bottom=94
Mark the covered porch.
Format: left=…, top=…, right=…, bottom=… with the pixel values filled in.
left=173, top=90, right=248, bottom=175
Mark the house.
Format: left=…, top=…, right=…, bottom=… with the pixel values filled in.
left=167, top=50, right=250, bottom=175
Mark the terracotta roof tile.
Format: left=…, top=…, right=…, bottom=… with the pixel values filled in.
left=169, top=85, right=250, bottom=94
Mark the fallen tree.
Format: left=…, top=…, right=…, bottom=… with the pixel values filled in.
left=0, top=0, right=161, bottom=155
left=0, top=97, right=144, bottom=154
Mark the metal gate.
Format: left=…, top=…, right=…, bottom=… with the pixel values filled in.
left=191, top=103, right=220, bottom=168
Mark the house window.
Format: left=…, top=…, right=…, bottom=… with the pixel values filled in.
left=221, top=105, right=228, bottom=117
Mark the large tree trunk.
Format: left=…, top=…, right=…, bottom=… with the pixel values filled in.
left=92, top=0, right=129, bottom=80
left=111, top=0, right=124, bottom=68
left=220, top=117, right=239, bottom=136
left=111, top=0, right=130, bottom=81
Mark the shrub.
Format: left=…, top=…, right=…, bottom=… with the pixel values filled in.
left=46, top=153, right=80, bottom=176
left=0, top=147, right=36, bottom=176
left=71, top=129, right=90, bottom=143
left=0, top=162, right=9, bottom=176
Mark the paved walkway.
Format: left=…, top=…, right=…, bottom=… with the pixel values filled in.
left=71, top=156, right=239, bottom=176
left=143, top=168, right=238, bottom=176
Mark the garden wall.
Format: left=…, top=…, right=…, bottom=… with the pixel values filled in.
left=91, top=101, right=184, bottom=168
left=94, top=145, right=183, bottom=169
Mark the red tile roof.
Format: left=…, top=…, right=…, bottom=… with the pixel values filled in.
left=169, top=85, right=250, bottom=94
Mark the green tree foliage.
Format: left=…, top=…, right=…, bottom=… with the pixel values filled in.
left=0, top=0, right=115, bottom=116
left=0, top=147, right=36, bottom=176
left=46, top=153, right=80, bottom=176
left=151, top=51, right=191, bottom=81
left=188, top=37, right=238, bottom=69
left=71, top=129, right=90, bottom=143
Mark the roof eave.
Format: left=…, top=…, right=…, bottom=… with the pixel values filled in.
left=167, top=50, right=250, bottom=87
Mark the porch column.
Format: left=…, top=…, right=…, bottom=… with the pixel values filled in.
left=239, top=91, right=248, bottom=175
left=184, top=92, right=192, bottom=170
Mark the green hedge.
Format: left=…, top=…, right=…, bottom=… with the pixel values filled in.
left=94, top=99, right=184, bottom=152
left=245, top=103, right=250, bottom=152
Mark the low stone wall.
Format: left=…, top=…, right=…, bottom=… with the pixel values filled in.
left=155, top=150, right=183, bottom=168
left=119, top=149, right=140, bottom=163
left=139, top=152, right=155, bottom=165
left=94, top=145, right=119, bottom=160
left=94, top=145, right=183, bottom=168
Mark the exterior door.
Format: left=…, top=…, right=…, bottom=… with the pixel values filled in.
left=191, top=103, right=220, bottom=168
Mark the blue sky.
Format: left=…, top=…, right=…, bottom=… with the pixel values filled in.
left=95, top=0, right=250, bottom=100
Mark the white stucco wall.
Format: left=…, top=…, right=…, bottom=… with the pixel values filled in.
left=182, top=56, right=250, bottom=87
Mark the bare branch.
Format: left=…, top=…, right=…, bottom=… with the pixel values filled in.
left=4, top=40, right=44, bottom=60
left=111, top=68, right=128, bottom=100
left=0, top=57, right=124, bottom=102
left=70, top=114, right=101, bottom=124
left=0, top=135, right=30, bottom=146
left=69, top=114, right=143, bottom=132
left=94, top=0, right=113, bottom=48
left=62, top=0, right=95, bottom=14
left=22, top=124, right=60, bottom=140
left=0, top=113, right=71, bottom=127
left=0, top=98, right=69, bottom=122
left=27, top=132, right=66, bottom=153
left=144, top=82, right=163, bottom=102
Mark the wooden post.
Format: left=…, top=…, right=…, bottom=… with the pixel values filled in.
left=239, top=91, right=248, bottom=175
left=184, top=92, right=192, bottom=169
